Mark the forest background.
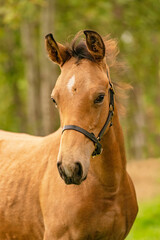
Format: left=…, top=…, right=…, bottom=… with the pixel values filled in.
left=0, top=0, right=159, bottom=160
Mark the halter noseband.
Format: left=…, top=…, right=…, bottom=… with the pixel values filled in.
left=62, top=82, right=114, bottom=157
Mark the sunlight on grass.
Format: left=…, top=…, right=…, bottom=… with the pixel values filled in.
left=126, top=197, right=160, bottom=240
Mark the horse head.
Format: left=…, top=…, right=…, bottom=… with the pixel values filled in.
left=45, top=30, right=113, bottom=185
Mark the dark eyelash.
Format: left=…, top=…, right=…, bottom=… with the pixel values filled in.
left=94, top=94, right=105, bottom=104
left=51, top=98, right=57, bottom=107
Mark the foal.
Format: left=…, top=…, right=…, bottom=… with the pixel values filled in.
left=0, top=30, right=138, bottom=240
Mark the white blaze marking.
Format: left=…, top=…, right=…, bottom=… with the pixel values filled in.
left=67, top=75, right=75, bottom=93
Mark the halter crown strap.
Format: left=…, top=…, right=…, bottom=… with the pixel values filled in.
left=62, top=85, right=114, bottom=157
left=97, top=84, right=114, bottom=140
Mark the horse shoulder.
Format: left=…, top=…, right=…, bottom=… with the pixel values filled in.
left=0, top=129, right=61, bottom=240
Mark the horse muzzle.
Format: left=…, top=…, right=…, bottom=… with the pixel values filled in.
left=57, top=161, right=85, bottom=185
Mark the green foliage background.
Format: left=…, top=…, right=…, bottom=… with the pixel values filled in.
left=126, top=196, right=160, bottom=240
left=0, top=0, right=160, bottom=159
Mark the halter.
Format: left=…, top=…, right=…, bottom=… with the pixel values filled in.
left=62, top=82, right=115, bottom=157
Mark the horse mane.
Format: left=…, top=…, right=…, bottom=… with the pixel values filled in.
left=65, top=31, right=132, bottom=115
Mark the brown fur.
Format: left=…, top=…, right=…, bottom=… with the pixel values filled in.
left=0, top=31, right=138, bottom=240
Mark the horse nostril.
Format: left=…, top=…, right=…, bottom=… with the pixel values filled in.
left=75, top=162, right=83, bottom=178
left=57, top=162, right=63, bottom=178
left=57, top=161, right=83, bottom=185
left=57, top=162, right=62, bottom=168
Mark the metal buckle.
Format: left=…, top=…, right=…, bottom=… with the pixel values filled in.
left=109, top=83, right=115, bottom=93
left=109, top=104, right=114, bottom=112
left=92, top=141, right=103, bottom=158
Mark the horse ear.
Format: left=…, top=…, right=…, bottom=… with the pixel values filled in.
left=84, top=30, right=105, bottom=61
left=45, top=33, right=70, bottom=66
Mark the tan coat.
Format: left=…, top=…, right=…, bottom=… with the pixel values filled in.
left=0, top=30, right=138, bottom=240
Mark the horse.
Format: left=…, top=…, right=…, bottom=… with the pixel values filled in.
left=0, top=30, right=138, bottom=240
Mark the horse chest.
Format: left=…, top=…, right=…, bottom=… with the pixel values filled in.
left=50, top=195, right=126, bottom=240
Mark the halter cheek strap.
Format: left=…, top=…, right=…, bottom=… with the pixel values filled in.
left=62, top=83, right=115, bottom=157
left=62, top=125, right=102, bottom=156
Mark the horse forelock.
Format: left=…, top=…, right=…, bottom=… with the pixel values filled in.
left=63, top=32, right=132, bottom=116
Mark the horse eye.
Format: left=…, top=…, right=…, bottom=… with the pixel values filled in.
left=51, top=98, right=57, bottom=108
left=94, top=94, right=105, bottom=104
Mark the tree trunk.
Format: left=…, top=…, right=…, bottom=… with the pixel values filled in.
left=20, top=21, right=42, bottom=135
left=12, top=81, right=27, bottom=132
left=130, top=86, right=145, bottom=159
left=39, top=0, right=59, bottom=135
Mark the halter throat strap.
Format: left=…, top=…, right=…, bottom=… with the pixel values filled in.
left=62, top=84, right=114, bottom=157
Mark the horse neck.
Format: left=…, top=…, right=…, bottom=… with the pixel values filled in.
left=90, top=105, right=127, bottom=189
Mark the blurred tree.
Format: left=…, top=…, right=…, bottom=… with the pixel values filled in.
left=0, top=0, right=59, bottom=135
left=0, top=24, right=27, bottom=132
left=21, top=20, right=42, bottom=134
left=39, top=0, right=59, bottom=135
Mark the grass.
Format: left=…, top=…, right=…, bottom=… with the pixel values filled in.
left=126, top=197, right=160, bottom=240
